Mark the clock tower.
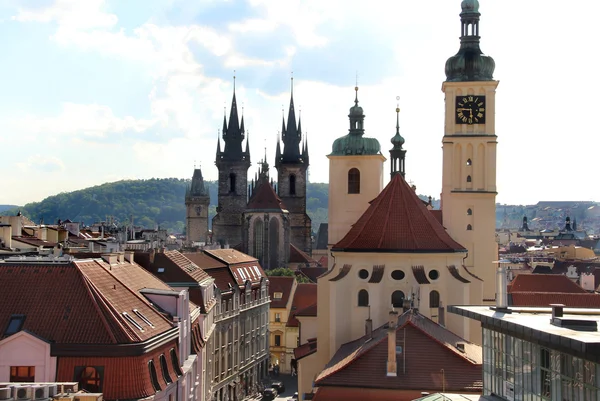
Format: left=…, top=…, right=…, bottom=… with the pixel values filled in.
left=441, top=0, right=498, bottom=303
left=185, top=167, right=210, bottom=245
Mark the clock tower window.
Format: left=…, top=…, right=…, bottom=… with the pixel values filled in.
left=466, top=158, right=472, bottom=166
left=467, top=175, right=472, bottom=183
left=467, top=224, right=473, bottom=231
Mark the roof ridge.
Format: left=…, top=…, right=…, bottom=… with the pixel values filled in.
left=80, top=262, right=136, bottom=342
left=377, top=185, right=395, bottom=248
left=398, top=313, right=480, bottom=365
left=77, top=267, right=119, bottom=343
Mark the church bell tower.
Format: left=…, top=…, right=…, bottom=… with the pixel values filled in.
left=441, top=0, right=498, bottom=302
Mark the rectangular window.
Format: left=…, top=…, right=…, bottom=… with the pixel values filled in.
left=275, top=313, right=281, bottom=322
left=275, top=335, right=281, bottom=347
left=10, top=366, right=35, bottom=382
left=274, top=292, right=283, bottom=299
left=4, top=315, right=26, bottom=337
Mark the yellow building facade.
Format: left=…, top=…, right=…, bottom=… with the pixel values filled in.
left=297, top=1, right=500, bottom=400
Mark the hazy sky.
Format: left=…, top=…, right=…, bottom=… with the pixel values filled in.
left=1, top=0, right=598, bottom=206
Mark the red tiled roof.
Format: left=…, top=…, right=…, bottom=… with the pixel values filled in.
left=299, top=266, right=328, bottom=283
left=332, top=174, right=466, bottom=253
left=294, top=302, right=317, bottom=317
left=317, top=256, right=328, bottom=268
left=0, top=260, right=174, bottom=344
left=11, top=236, right=57, bottom=248
left=430, top=209, right=443, bottom=225
left=315, top=311, right=481, bottom=392
left=294, top=338, right=317, bottom=360
left=205, top=248, right=258, bottom=264
left=287, top=283, right=317, bottom=327
left=56, top=340, right=180, bottom=401
left=289, top=243, right=317, bottom=264
left=183, top=251, right=227, bottom=270
left=204, top=267, right=237, bottom=292
left=246, top=180, right=287, bottom=210
left=268, top=276, right=295, bottom=308
left=511, top=292, right=600, bottom=308
left=509, top=274, right=587, bottom=294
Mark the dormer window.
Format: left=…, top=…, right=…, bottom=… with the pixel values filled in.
left=4, top=314, right=25, bottom=337
left=274, top=292, right=283, bottom=299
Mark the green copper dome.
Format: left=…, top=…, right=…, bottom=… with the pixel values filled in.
left=445, top=0, right=495, bottom=82
left=330, top=87, right=381, bottom=156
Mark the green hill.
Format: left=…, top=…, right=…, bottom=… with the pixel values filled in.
left=11, top=179, right=330, bottom=234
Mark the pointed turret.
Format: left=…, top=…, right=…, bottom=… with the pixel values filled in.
left=279, top=77, right=303, bottom=164
left=275, top=133, right=282, bottom=162
left=245, top=130, right=250, bottom=157
left=188, top=168, right=209, bottom=197
left=218, top=79, right=248, bottom=163
left=216, top=130, right=222, bottom=157
left=390, top=103, right=406, bottom=179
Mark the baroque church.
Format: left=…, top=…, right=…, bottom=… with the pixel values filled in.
left=297, top=0, right=499, bottom=399
left=185, top=81, right=312, bottom=269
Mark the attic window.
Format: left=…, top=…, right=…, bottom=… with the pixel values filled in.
left=133, top=309, right=154, bottom=328
left=274, top=292, right=283, bottom=299
left=122, top=312, right=144, bottom=331
left=4, top=314, right=26, bottom=337
left=157, top=267, right=165, bottom=273
left=253, top=266, right=261, bottom=276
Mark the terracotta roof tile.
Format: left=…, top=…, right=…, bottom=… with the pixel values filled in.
left=294, top=338, right=317, bottom=360
left=289, top=243, right=317, bottom=264
left=299, top=266, right=328, bottom=283
left=412, top=265, right=430, bottom=284
left=56, top=340, right=180, bottom=401
left=182, top=252, right=227, bottom=269
left=205, top=248, right=258, bottom=264
left=0, top=259, right=174, bottom=344
left=204, top=267, right=237, bottom=292
left=268, top=276, right=295, bottom=308
left=315, top=311, right=481, bottom=392
left=509, top=274, right=587, bottom=293
left=246, top=180, right=287, bottom=210
left=430, top=209, right=443, bottom=225
left=332, top=174, right=466, bottom=253
left=329, top=264, right=352, bottom=282
left=511, top=292, right=600, bottom=307
left=294, top=302, right=317, bottom=317
left=368, top=265, right=385, bottom=283
left=287, top=283, right=317, bottom=327
left=447, top=265, right=470, bottom=283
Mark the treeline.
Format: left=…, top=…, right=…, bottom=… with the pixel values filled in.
left=9, top=179, right=330, bottom=234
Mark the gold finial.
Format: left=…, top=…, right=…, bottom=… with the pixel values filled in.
left=396, top=96, right=400, bottom=113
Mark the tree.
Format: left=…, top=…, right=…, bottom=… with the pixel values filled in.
left=266, top=267, right=312, bottom=283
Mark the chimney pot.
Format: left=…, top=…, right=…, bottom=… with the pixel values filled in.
left=387, top=310, right=399, bottom=377
left=365, top=319, right=373, bottom=338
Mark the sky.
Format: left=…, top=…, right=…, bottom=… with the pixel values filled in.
left=1, top=0, right=599, bottom=206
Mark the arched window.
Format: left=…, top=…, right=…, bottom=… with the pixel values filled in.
left=467, top=224, right=473, bottom=231
left=269, top=217, right=279, bottom=269
left=229, top=173, right=236, bottom=193
left=253, top=218, right=264, bottom=261
left=170, top=348, right=183, bottom=377
left=467, top=208, right=472, bottom=216
left=159, top=354, right=172, bottom=385
left=289, top=175, right=296, bottom=195
left=466, top=159, right=472, bottom=166
left=76, top=367, right=102, bottom=393
left=466, top=175, right=472, bottom=183
left=148, top=360, right=162, bottom=392
left=357, top=289, right=369, bottom=307
left=429, top=290, right=440, bottom=308
left=391, top=291, right=405, bottom=308
left=348, top=168, right=360, bottom=194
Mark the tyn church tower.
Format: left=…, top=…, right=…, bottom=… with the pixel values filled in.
left=212, top=82, right=251, bottom=247
left=275, top=79, right=312, bottom=255
left=441, top=0, right=498, bottom=302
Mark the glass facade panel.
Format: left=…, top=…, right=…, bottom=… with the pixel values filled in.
left=482, top=328, right=600, bottom=401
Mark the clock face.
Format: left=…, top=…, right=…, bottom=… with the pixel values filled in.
left=195, top=206, right=202, bottom=216
left=455, top=95, right=486, bottom=125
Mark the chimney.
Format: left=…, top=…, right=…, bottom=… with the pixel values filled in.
left=149, top=248, right=156, bottom=264
left=551, top=304, right=564, bottom=319
left=124, top=250, right=135, bottom=264
left=495, top=262, right=509, bottom=310
left=386, top=310, right=398, bottom=377
left=117, top=252, right=125, bottom=263
left=365, top=319, right=373, bottom=338
left=101, top=253, right=118, bottom=265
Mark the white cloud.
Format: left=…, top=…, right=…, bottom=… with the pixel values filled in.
left=17, top=155, right=66, bottom=173
left=15, top=103, right=158, bottom=139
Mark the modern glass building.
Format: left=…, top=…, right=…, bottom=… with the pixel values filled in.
left=450, top=305, right=600, bottom=401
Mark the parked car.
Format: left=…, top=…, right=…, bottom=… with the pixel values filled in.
left=262, top=388, right=278, bottom=401
left=271, top=381, right=286, bottom=393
